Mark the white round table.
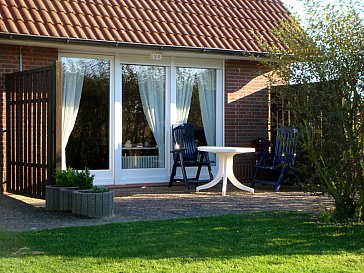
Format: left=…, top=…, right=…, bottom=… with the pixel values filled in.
left=196, top=146, right=255, bottom=196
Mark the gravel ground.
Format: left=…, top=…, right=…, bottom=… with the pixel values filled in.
left=0, top=184, right=334, bottom=232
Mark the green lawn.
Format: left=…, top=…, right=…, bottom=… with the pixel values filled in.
left=0, top=212, right=363, bottom=273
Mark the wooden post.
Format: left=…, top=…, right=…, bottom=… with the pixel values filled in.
left=55, top=60, right=62, bottom=170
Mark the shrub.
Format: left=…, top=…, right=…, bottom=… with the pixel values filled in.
left=320, top=208, right=335, bottom=223
left=259, top=0, right=364, bottom=222
left=74, top=168, right=94, bottom=189
left=53, top=168, right=94, bottom=189
left=54, top=168, right=77, bottom=187
left=91, top=186, right=110, bottom=193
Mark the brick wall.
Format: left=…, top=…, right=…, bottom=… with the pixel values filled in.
left=0, top=45, right=58, bottom=192
left=224, top=60, right=270, bottom=181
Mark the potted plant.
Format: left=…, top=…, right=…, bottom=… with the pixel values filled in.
left=46, top=168, right=75, bottom=211
left=45, top=168, right=94, bottom=211
left=72, top=186, right=114, bottom=218
left=59, top=168, right=94, bottom=211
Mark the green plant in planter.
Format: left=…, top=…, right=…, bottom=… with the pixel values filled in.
left=74, top=168, right=94, bottom=189
left=53, top=167, right=94, bottom=189
left=54, top=168, right=78, bottom=187
left=91, top=186, right=110, bottom=193
left=48, top=167, right=95, bottom=212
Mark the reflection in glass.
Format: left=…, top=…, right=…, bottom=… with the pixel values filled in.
left=62, top=57, right=110, bottom=170
left=122, top=65, right=166, bottom=169
left=176, top=68, right=216, bottom=148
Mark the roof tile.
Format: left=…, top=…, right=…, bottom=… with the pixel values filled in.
left=0, top=0, right=290, bottom=52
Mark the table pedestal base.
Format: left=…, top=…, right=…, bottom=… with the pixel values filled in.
left=196, top=152, right=254, bottom=196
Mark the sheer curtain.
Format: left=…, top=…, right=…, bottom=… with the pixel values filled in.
left=136, top=66, right=165, bottom=168
left=176, top=68, right=194, bottom=123
left=62, top=70, right=84, bottom=169
left=197, top=69, right=216, bottom=146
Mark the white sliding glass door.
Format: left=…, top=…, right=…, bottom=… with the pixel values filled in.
left=117, top=64, right=168, bottom=183
left=115, top=56, right=223, bottom=185
left=60, top=54, right=223, bottom=185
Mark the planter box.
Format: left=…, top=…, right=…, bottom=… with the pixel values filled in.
left=46, top=186, right=80, bottom=211
left=72, top=190, right=114, bottom=218
left=59, top=187, right=79, bottom=211
left=45, top=185, right=61, bottom=211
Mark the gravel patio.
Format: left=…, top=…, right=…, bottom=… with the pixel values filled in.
left=0, top=184, right=334, bottom=232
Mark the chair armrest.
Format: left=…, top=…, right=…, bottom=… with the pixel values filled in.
left=171, top=148, right=187, bottom=161
left=170, top=148, right=187, bottom=154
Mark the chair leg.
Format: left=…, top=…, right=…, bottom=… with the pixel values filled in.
left=178, top=154, right=189, bottom=188
left=207, top=164, right=213, bottom=180
left=169, top=161, right=178, bottom=187
left=274, top=168, right=287, bottom=192
left=181, top=166, right=189, bottom=188
left=251, top=166, right=260, bottom=188
left=195, top=165, right=202, bottom=180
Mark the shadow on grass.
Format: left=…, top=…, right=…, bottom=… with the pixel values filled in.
left=1, top=212, right=363, bottom=259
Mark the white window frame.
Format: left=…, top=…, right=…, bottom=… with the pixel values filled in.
left=58, top=53, right=115, bottom=185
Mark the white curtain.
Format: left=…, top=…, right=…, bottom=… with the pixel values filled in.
left=176, top=69, right=194, bottom=123
left=136, top=66, right=165, bottom=168
left=62, top=71, right=84, bottom=169
left=197, top=69, right=216, bottom=146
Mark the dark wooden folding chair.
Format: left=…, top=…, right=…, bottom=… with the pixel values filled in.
left=169, top=123, right=213, bottom=188
left=251, top=126, right=299, bottom=192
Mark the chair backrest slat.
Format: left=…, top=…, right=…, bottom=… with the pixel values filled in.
left=172, top=123, right=198, bottom=161
left=272, top=126, right=299, bottom=166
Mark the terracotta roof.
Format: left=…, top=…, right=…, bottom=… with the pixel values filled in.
left=0, top=0, right=290, bottom=54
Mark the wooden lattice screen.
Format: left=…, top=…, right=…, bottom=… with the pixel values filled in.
left=269, top=86, right=293, bottom=146
left=5, top=62, right=61, bottom=198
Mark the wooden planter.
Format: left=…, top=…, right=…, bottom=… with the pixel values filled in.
left=72, top=190, right=114, bottom=218
left=59, top=187, right=79, bottom=211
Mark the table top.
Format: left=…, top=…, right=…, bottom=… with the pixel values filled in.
left=198, top=146, right=255, bottom=153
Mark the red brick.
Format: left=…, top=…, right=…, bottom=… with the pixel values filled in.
left=224, top=59, right=272, bottom=180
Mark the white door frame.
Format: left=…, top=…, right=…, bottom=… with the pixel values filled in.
left=59, top=52, right=224, bottom=186
left=114, top=54, right=224, bottom=185
left=58, top=53, right=115, bottom=185
left=115, top=55, right=171, bottom=184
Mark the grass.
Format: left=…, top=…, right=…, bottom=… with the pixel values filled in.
left=0, top=212, right=363, bottom=273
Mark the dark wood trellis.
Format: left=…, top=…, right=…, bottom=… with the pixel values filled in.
left=270, top=86, right=293, bottom=145
left=5, top=62, right=61, bottom=198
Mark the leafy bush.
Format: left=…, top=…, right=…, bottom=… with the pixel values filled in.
left=91, top=186, right=110, bottom=193
left=259, top=1, right=364, bottom=222
left=54, top=168, right=77, bottom=187
left=53, top=168, right=94, bottom=189
left=320, top=208, right=335, bottom=223
left=74, top=168, right=94, bottom=189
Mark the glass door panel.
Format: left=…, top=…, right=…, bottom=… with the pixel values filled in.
left=122, top=65, right=166, bottom=169
left=61, top=57, right=110, bottom=170
left=176, top=67, right=216, bottom=160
